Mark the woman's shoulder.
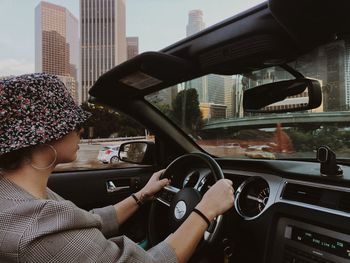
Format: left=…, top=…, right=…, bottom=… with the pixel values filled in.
left=0, top=175, right=35, bottom=201
left=0, top=177, right=101, bottom=234
left=46, top=187, right=65, bottom=201
left=0, top=175, right=66, bottom=203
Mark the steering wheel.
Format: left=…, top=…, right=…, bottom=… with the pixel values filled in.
left=148, top=152, right=225, bottom=249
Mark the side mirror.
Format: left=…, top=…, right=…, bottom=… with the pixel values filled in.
left=243, top=78, right=322, bottom=113
left=118, top=141, right=155, bottom=165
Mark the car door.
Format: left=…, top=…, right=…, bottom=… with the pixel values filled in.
left=48, top=108, right=159, bottom=243
left=48, top=166, right=155, bottom=242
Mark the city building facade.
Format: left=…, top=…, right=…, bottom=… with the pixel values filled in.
left=224, top=76, right=236, bottom=118
left=126, top=37, right=139, bottom=60
left=35, top=1, right=79, bottom=102
left=344, top=37, right=350, bottom=107
left=57, top=75, right=78, bottom=104
left=200, top=102, right=227, bottom=121
left=186, top=10, right=205, bottom=37
left=186, top=9, right=207, bottom=109
left=323, top=42, right=346, bottom=111
left=80, top=0, right=127, bottom=102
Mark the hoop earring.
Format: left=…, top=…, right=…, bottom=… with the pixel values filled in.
left=30, top=144, right=57, bottom=170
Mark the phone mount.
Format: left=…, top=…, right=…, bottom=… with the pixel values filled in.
left=316, top=146, right=343, bottom=178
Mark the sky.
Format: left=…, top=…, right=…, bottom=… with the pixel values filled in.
left=0, top=0, right=265, bottom=76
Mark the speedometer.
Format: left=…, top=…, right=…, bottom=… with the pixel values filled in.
left=235, top=177, right=270, bottom=220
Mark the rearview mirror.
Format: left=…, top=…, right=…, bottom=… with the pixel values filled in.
left=118, top=141, right=155, bottom=165
left=243, top=78, right=322, bottom=113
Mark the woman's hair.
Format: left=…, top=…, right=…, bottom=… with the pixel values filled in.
left=0, top=146, right=35, bottom=172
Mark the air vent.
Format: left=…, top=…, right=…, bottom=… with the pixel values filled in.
left=282, top=183, right=323, bottom=205
left=339, top=192, right=350, bottom=213
left=282, top=182, right=350, bottom=215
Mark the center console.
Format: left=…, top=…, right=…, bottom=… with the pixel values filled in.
left=271, top=218, right=350, bottom=263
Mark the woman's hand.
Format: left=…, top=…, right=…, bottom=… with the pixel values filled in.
left=136, top=169, right=170, bottom=202
left=166, top=179, right=234, bottom=263
left=195, top=179, right=234, bottom=221
left=114, top=170, right=169, bottom=225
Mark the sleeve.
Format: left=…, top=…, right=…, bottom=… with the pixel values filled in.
left=19, top=200, right=178, bottom=263
left=47, top=188, right=119, bottom=237
left=90, top=205, right=119, bottom=238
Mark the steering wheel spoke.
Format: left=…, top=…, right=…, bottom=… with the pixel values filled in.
left=149, top=152, right=225, bottom=250
left=194, top=174, right=208, bottom=192
left=156, top=185, right=180, bottom=207
left=204, top=215, right=223, bottom=242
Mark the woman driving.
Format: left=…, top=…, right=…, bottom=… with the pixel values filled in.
left=0, top=73, right=234, bottom=263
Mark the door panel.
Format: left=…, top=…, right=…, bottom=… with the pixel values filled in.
left=48, top=167, right=154, bottom=210
left=48, top=166, right=156, bottom=242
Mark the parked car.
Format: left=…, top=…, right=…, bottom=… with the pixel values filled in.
left=97, top=145, right=120, bottom=164
left=223, top=143, right=242, bottom=149
left=247, top=145, right=273, bottom=152
left=244, top=145, right=276, bottom=159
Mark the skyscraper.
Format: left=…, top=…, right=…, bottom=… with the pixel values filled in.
left=324, top=41, right=346, bottom=111
left=80, top=0, right=127, bottom=102
left=224, top=76, right=235, bottom=118
left=186, top=10, right=231, bottom=116
left=126, top=37, right=139, bottom=60
left=35, top=1, right=79, bottom=102
left=186, top=10, right=207, bottom=106
left=186, top=10, right=205, bottom=37
left=345, top=36, right=350, bottom=108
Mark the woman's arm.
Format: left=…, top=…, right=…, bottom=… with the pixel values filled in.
left=166, top=179, right=234, bottom=263
left=114, top=169, right=169, bottom=225
left=20, top=200, right=177, bottom=263
left=93, top=172, right=234, bottom=263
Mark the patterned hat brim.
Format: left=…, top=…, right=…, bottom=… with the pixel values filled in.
left=0, top=73, right=92, bottom=155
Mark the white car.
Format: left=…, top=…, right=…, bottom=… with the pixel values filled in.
left=246, top=145, right=272, bottom=151
left=244, top=145, right=276, bottom=160
left=97, top=145, right=120, bottom=164
left=223, top=143, right=242, bottom=149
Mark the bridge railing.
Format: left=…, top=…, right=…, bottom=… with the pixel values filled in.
left=80, top=136, right=147, bottom=144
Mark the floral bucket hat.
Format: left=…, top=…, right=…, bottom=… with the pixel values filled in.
left=0, top=73, right=91, bottom=155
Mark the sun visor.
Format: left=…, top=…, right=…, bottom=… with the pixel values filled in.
left=89, top=52, right=197, bottom=101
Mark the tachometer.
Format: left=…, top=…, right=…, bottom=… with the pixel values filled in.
left=235, top=177, right=270, bottom=219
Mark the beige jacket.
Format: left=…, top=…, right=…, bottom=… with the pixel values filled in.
left=0, top=176, right=177, bottom=263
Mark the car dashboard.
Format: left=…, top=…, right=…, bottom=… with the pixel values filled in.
left=218, top=160, right=350, bottom=263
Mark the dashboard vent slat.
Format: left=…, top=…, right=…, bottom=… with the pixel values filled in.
left=282, top=183, right=323, bottom=205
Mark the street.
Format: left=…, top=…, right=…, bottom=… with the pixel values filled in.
left=55, top=141, right=136, bottom=171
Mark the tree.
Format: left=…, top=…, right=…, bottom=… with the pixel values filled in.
left=80, top=103, right=144, bottom=139
left=172, top=88, right=203, bottom=134
left=285, top=126, right=344, bottom=152
left=154, top=102, right=172, bottom=119
left=235, top=129, right=272, bottom=140
left=116, top=112, right=145, bottom=137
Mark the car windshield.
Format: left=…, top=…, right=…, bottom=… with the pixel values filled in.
left=146, top=37, right=350, bottom=161
left=4, top=0, right=269, bottom=171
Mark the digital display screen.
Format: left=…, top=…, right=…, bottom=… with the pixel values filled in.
left=291, top=226, right=350, bottom=259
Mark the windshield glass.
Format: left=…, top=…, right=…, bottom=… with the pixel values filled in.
left=146, top=38, right=350, bottom=161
